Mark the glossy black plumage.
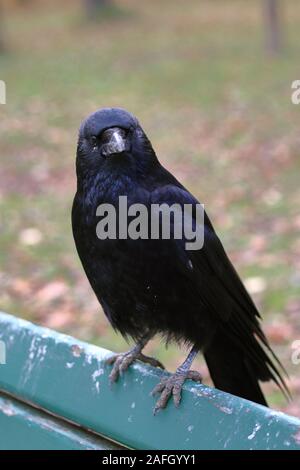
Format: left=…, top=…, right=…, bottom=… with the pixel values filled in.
left=72, top=107, right=288, bottom=407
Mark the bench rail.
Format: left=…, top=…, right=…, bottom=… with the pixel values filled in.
left=0, top=312, right=299, bottom=450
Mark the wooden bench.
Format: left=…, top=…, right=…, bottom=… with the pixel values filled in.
left=0, top=311, right=299, bottom=450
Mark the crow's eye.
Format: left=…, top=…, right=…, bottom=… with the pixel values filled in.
left=90, top=136, right=98, bottom=149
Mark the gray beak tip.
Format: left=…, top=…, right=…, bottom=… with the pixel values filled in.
left=101, top=128, right=127, bottom=157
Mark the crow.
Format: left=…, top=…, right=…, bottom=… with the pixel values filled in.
left=72, top=107, right=288, bottom=414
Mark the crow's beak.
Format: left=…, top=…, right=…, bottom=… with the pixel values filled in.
left=101, top=127, right=127, bottom=157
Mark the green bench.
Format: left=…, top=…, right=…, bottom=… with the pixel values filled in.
left=0, top=311, right=299, bottom=450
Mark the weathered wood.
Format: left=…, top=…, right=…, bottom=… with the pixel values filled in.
left=0, top=312, right=299, bottom=450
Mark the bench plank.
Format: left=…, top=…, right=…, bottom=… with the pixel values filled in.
left=0, top=393, right=122, bottom=450
left=0, top=312, right=300, bottom=450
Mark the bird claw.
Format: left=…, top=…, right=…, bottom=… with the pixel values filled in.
left=106, top=351, right=136, bottom=384
left=138, top=353, right=165, bottom=370
left=106, top=351, right=165, bottom=384
left=151, top=369, right=202, bottom=415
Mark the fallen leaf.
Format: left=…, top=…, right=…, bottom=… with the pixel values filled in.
left=19, top=228, right=43, bottom=246
left=35, top=281, right=68, bottom=306
left=244, top=276, right=266, bottom=295
left=10, top=278, right=33, bottom=297
left=43, top=307, right=73, bottom=329
left=265, top=321, right=294, bottom=344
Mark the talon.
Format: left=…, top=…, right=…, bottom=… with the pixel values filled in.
left=186, top=370, right=203, bottom=382
left=106, top=348, right=164, bottom=386
left=119, top=355, right=133, bottom=374
left=152, top=369, right=202, bottom=414
left=105, top=354, right=118, bottom=365
left=107, top=352, right=135, bottom=384
left=153, top=388, right=172, bottom=415
left=109, top=356, right=124, bottom=384
left=139, top=353, right=165, bottom=370
left=151, top=376, right=168, bottom=396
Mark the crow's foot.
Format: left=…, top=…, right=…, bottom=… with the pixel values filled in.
left=151, top=369, right=202, bottom=415
left=107, top=351, right=164, bottom=384
left=138, top=353, right=165, bottom=370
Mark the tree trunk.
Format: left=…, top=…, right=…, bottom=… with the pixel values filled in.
left=263, top=0, right=283, bottom=56
left=0, top=4, right=4, bottom=53
left=84, top=0, right=111, bottom=18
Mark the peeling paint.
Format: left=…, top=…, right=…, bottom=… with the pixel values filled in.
left=292, top=429, right=300, bottom=445
left=20, top=337, right=41, bottom=387
left=91, top=368, right=104, bottom=394
left=218, top=406, right=233, bottom=415
left=0, top=403, right=16, bottom=417
left=66, top=362, right=74, bottom=369
left=92, top=369, right=104, bottom=381
left=86, top=355, right=93, bottom=365
left=248, top=423, right=262, bottom=440
left=71, top=344, right=83, bottom=357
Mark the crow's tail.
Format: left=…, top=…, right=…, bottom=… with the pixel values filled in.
left=204, top=328, right=288, bottom=406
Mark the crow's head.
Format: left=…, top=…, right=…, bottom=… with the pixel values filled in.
left=77, top=108, right=158, bottom=178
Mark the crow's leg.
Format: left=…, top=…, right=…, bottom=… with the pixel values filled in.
left=151, top=346, right=202, bottom=415
left=106, top=333, right=164, bottom=384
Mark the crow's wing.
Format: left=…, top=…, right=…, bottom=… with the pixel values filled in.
left=150, top=181, right=288, bottom=394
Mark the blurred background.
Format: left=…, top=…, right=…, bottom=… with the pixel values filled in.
left=0, top=0, right=299, bottom=415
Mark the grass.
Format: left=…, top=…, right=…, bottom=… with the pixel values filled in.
left=0, top=0, right=300, bottom=415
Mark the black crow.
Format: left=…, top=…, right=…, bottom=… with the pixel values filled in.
left=72, top=107, right=288, bottom=414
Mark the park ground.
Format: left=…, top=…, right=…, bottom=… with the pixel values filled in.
left=0, top=0, right=300, bottom=415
